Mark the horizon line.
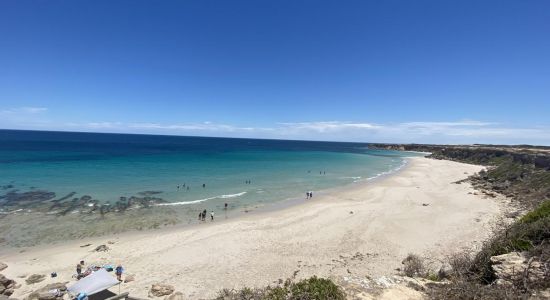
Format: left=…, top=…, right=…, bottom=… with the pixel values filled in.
left=1, top=127, right=548, bottom=148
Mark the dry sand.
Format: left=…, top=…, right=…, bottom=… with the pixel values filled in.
left=0, top=157, right=507, bottom=299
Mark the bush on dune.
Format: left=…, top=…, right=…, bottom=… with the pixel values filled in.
left=425, top=200, right=550, bottom=299
left=215, top=276, right=345, bottom=300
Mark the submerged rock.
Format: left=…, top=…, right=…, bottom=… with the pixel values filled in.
left=0, top=191, right=56, bottom=209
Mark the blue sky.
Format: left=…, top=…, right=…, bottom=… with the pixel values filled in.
left=1, top=0, right=549, bottom=144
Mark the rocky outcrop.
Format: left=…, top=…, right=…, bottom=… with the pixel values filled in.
left=0, top=263, right=7, bottom=272
left=149, top=284, right=174, bottom=297
left=25, top=282, right=67, bottom=300
left=25, top=275, right=45, bottom=285
left=0, top=274, right=17, bottom=297
left=490, top=252, right=546, bottom=286
left=94, top=245, right=109, bottom=252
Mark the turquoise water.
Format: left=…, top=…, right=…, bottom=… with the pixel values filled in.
left=0, top=130, right=418, bottom=246
left=1, top=150, right=405, bottom=207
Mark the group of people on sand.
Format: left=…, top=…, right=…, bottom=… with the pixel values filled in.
left=306, top=191, right=313, bottom=199
left=198, top=203, right=230, bottom=223
left=199, top=209, right=214, bottom=221
left=75, top=260, right=124, bottom=281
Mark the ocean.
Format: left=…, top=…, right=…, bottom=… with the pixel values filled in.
left=0, top=130, right=419, bottom=246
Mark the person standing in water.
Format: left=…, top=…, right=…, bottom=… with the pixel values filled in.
left=202, top=183, right=206, bottom=188
left=210, top=210, right=214, bottom=221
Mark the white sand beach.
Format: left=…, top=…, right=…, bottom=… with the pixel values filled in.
left=0, top=157, right=507, bottom=299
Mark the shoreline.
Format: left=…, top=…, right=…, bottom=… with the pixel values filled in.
left=0, top=157, right=507, bottom=299
left=0, top=155, right=411, bottom=251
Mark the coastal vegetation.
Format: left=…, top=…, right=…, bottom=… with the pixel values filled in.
left=215, top=276, right=345, bottom=300
left=207, top=144, right=550, bottom=299
left=369, top=144, right=550, bottom=299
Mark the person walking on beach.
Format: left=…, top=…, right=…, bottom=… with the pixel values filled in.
left=115, top=264, right=123, bottom=281
left=224, top=203, right=228, bottom=210
left=309, top=191, right=313, bottom=198
left=198, top=212, right=202, bottom=221
left=202, top=209, right=207, bottom=221
left=210, top=210, right=214, bottom=221
left=306, top=192, right=309, bottom=199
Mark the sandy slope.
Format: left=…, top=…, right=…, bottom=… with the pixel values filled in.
left=0, top=157, right=505, bottom=299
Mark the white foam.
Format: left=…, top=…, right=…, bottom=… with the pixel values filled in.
left=157, top=191, right=247, bottom=206
left=363, top=159, right=409, bottom=182
left=219, top=191, right=247, bottom=198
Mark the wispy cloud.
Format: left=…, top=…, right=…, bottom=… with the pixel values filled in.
left=128, top=122, right=256, bottom=132
left=0, top=106, right=48, bottom=115
left=0, top=107, right=51, bottom=129
left=278, top=121, right=380, bottom=132
left=1, top=113, right=549, bottom=145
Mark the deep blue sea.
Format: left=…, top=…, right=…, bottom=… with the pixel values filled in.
left=0, top=130, right=418, bottom=246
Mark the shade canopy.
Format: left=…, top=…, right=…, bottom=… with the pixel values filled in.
left=68, top=269, right=119, bottom=296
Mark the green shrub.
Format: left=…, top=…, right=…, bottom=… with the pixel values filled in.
left=215, top=276, right=345, bottom=300
left=520, top=200, right=550, bottom=224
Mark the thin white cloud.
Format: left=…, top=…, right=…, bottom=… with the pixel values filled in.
left=128, top=122, right=256, bottom=132
left=278, top=121, right=380, bottom=132
left=0, top=106, right=48, bottom=115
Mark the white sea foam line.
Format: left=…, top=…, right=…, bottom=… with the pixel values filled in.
left=157, top=191, right=247, bottom=206
left=362, top=159, right=409, bottom=182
